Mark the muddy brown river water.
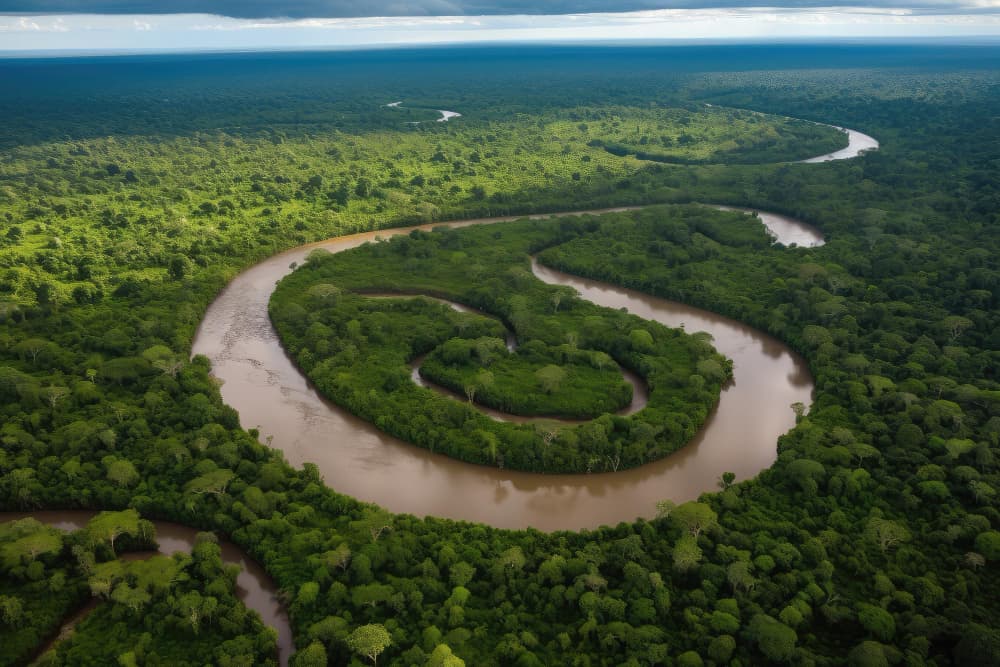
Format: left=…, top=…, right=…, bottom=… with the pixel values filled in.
left=191, top=205, right=817, bottom=532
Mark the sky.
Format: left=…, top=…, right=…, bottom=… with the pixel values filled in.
left=1, top=1, right=999, bottom=51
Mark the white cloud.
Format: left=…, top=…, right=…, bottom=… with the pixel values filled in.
left=193, top=15, right=473, bottom=30
left=0, top=16, right=71, bottom=31
left=1, top=8, right=999, bottom=50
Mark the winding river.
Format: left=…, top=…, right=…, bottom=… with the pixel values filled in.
left=385, top=100, right=462, bottom=122
left=704, top=102, right=880, bottom=164
left=191, top=205, right=815, bottom=531
left=800, top=127, right=879, bottom=163
left=0, top=511, right=292, bottom=666
left=189, top=117, right=874, bottom=531
left=711, top=206, right=824, bottom=248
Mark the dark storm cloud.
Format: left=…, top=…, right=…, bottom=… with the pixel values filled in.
left=0, top=0, right=982, bottom=19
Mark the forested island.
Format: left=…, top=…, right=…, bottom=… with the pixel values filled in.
left=1, top=44, right=999, bottom=665
left=269, top=218, right=730, bottom=472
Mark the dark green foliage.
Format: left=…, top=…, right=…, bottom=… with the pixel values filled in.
left=0, top=518, right=275, bottom=666
left=421, top=339, right=632, bottom=419
left=0, top=47, right=998, bottom=666
left=954, top=624, right=1000, bottom=667
left=47, top=535, right=277, bottom=667
left=0, top=520, right=88, bottom=667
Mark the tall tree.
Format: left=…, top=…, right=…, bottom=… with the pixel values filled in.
left=347, top=623, right=392, bottom=666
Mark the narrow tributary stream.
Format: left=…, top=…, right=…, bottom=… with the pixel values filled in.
left=0, top=511, right=292, bottom=667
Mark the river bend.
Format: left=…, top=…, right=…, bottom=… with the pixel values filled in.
left=192, top=205, right=814, bottom=531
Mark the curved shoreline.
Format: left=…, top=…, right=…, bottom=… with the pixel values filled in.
left=361, top=291, right=648, bottom=423
left=709, top=205, right=825, bottom=248
left=388, top=100, right=876, bottom=160
left=0, top=510, right=292, bottom=667
left=704, top=102, right=879, bottom=163
left=385, top=100, right=462, bottom=122
left=192, top=204, right=815, bottom=530
left=800, top=126, right=879, bottom=163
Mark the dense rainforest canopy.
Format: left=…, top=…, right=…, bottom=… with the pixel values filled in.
left=1, top=511, right=277, bottom=666
left=1, top=44, right=999, bottom=666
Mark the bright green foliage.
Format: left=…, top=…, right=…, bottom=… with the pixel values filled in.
left=85, top=510, right=143, bottom=554
left=562, top=104, right=845, bottom=164
left=672, top=535, right=702, bottom=573
left=185, top=469, right=235, bottom=496
left=54, top=538, right=276, bottom=666
left=0, top=521, right=90, bottom=665
left=352, top=507, right=393, bottom=543
left=427, top=644, right=466, bottom=667
left=0, top=519, right=62, bottom=569
left=534, top=365, right=568, bottom=394
left=974, top=531, right=1000, bottom=561
left=857, top=604, right=896, bottom=642
left=654, top=499, right=676, bottom=519
left=421, top=338, right=631, bottom=418
left=670, top=502, right=718, bottom=537
left=347, top=623, right=392, bottom=665
left=749, top=614, right=798, bottom=662
left=291, top=641, right=327, bottom=667
left=726, top=560, right=755, bottom=594
left=1, top=516, right=274, bottom=667
left=103, top=457, right=139, bottom=488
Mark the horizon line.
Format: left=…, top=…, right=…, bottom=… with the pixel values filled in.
left=3, top=34, right=1000, bottom=58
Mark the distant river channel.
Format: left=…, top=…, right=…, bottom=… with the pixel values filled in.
left=191, top=205, right=815, bottom=531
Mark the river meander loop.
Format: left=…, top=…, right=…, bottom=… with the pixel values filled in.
left=190, top=119, right=876, bottom=531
